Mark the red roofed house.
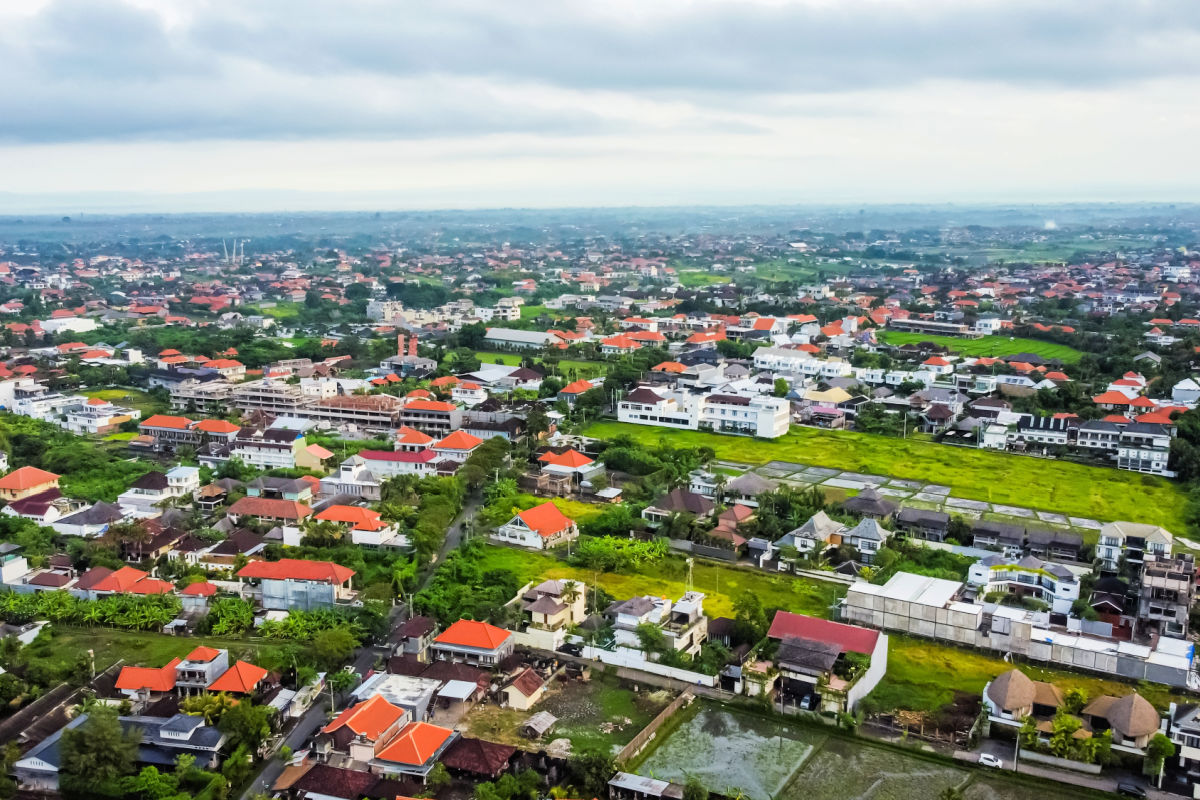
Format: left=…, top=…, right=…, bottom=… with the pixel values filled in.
left=227, top=495, right=312, bottom=524
left=432, top=430, right=483, bottom=462
left=314, top=504, right=407, bottom=548
left=138, top=414, right=198, bottom=452
left=89, top=565, right=175, bottom=597
left=432, top=619, right=514, bottom=666
left=493, top=501, right=579, bottom=550
left=0, top=466, right=60, bottom=502
left=320, top=694, right=409, bottom=763
left=599, top=334, right=642, bottom=355
left=374, top=720, right=458, bottom=780
left=537, top=448, right=602, bottom=481
left=207, top=660, right=270, bottom=695
left=115, top=658, right=182, bottom=700
left=557, top=379, right=597, bottom=405
left=766, top=610, right=888, bottom=713
left=235, top=558, right=355, bottom=610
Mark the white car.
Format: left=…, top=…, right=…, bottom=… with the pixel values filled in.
left=977, top=753, right=1003, bottom=768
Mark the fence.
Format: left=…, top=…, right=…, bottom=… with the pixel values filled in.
left=581, top=645, right=718, bottom=687
left=1020, top=749, right=1103, bottom=774
left=615, top=689, right=695, bottom=767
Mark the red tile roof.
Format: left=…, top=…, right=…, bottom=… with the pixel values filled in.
left=315, top=504, right=387, bottom=531
left=0, top=466, right=60, bottom=491
left=185, top=646, right=222, bottom=662
left=767, top=610, right=879, bottom=655
left=236, top=558, right=354, bottom=584
left=537, top=449, right=594, bottom=468
left=181, top=581, right=219, bottom=597
left=434, top=431, right=483, bottom=451
left=322, top=694, right=406, bottom=741
left=208, top=660, right=268, bottom=694
left=140, top=414, right=194, bottom=430
left=228, top=496, right=312, bottom=520
left=115, top=658, right=181, bottom=693
left=559, top=379, right=595, bottom=395
left=435, top=619, right=512, bottom=650
left=376, top=721, right=455, bottom=767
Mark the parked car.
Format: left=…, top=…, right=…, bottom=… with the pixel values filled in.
left=977, top=753, right=1003, bottom=769
left=1116, top=783, right=1146, bottom=798
left=799, top=694, right=817, bottom=711
left=557, top=642, right=583, bottom=657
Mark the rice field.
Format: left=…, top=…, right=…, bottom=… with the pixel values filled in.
left=876, top=331, right=1082, bottom=363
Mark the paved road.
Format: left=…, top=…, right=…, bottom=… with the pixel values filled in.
left=418, top=494, right=483, bottom=590
left=960, top=739, right=1172, bottom=799
left=240, top=697, right=330, bottom=800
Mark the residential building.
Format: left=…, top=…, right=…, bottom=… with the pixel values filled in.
left=137, top=414, right=200, bottom=452
left=0, top=466, right=60, bottom=502
left=1116, top=422, right=1173, bottom=476
left=617, top=386, right=790, bottom=438
left=227, top=496, right=312, bottom=524
left=967, top=554, right=1080, bottom=614
left=431, top=619, right=514, bottom=666
left=766, top=610, right=888, bottom=713
left=1137, top=553, right=1195, bottom=638
left=235, top=558, right=355, bottom=610
left=493, top=501, right=579, bottom=550
left=606, top=592, right=708, bottom=657
left=1097, top=521, right=1173, bottom=571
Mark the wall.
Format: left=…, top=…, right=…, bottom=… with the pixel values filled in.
left=615, top=689, right=695, bottom=768
left=1020, top=749, right=1103, bottom=774
left=581, top=645, right=717, bottom=687
left=845, top=633, right=889, bottom=712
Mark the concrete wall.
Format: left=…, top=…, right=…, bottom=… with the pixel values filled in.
left=845, top=633, right=889, bottom=712
left=581, top=646, right=717, bottom=687
left=1020, top=750, right=1103, bottom=774
left=615, top=690, right=695, bottom=767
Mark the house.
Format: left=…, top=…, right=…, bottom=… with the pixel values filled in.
left=1097, top=521, right=1173, bottom=571
left=493, top=502, right=579, bottom=550
left=982, top=668, right=1064, bottom=724
left=841, top=486, right=898, bottom=521
left=431, top=619, right=514, bottom=666
left=314, top=504, right=408, bottom=549
left=432, top=430, right=484, bottom=463
left=137, top=414, right=200, bottom=452
left=605, top=592, right=708, bottom=657
left=766, top=610, right=888, bottom=713
left=967, top=555, right=1079, bottom=614
left=50, top=501, right=124, bottom=538
left=537, top=448, right=604, bottom=483
left=1025, top=528, right=1083, bottom=562
left=235, top=558, right=355, bottom=610
left=501, top=667, right=546, bottom=711
left=841, top=518, right=892, bottom=563
left=391, top=615, right=437, bottom=661
left=969, top=520, right=1025, bottom=552
left=116, top=466, right=200, bottom=516
left=227, top=495, right=312, bottom=524
left=510, top=578, right=588, bottom=650
left=439, top=736, right=516, bottom=780
left=776, top=511, right=844, bottom=562
left=89, top=565, right=174, bottom=597
left=641, top=488, right=715, bottom=526
left=320, top=693, right=410, bottom=763
left=1137, top=553, right=1195, bottom=638
left=723, top=471, right=779, bottom=507
left=895, top=507, right=951, bottom=541
left=1082, top=693, right=1162, bottom=751
left=0, top=466, right=59, bottom=502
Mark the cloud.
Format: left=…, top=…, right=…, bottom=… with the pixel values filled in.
left=0, top=0, right=1197, bottom=144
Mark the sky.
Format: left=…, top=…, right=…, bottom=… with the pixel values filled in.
left=0, top=0, right=1198, bottom=212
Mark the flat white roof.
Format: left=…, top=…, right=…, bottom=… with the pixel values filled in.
left=437, top=680, right=478, bottom=701
left=855, top=571, right=962, bottom=607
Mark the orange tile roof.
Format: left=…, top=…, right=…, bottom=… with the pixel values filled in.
left=208, top=660, right=268, bottom=694
left=1092, top=391, right=1132, bottom=405
left=516, top=501, right=574, bottom=538
left=435, top=619, right=512, bottom=650
left=236, top=558, right=354, bottom=584
left=435, top=430, right=483, bottom=451
left=376, top=721, right=455, bottom=767
left=195, top=419, right=240, bottom=434
left=185, top=646, right=222, bottom=662
left=652, top=361, right=686, bottom=373
left=228, top=496, right=312, bottom=520
left=0, top=466, right=60, bottom=491
left=140, top=414, right=194, bottom=430
left=396, top=426, right=434, bottom=445
left=181, top=581, right=218, bottom=597
left=404, top=399, right=456, bottom=412
left=559, top=379, right=595, bottom=395
left=115, top=658, right=181, bottom=693
left=315, top=504, right=387, bottom=531
left=538, top=449, right=594, bottom=468
left=322, top=694, right=406, bottom=741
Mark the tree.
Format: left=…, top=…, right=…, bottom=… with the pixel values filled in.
left=120, top=766, right=180, bottom=800
left=732, top=591, right=769, bottom=645
left=313, top=626, right=359, bottom=669
left=219, top=701, right=274, bottom=751
left=59, top=705, right=140, bottom=793
left=1145, top=732, right=1176, bottom=777
left=565, top=750, right=615, bottom=798
left=427, top=762, right=451, bottom=790
left=773, top=378, right=790, bottom=398
left=1063, top=687, right=1088, bottom=714
left=525, top=404, right=550, bottom=439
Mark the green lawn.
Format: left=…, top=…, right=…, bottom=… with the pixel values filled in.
left=30, top=626, right=274, bottom=675
left=472, top=544, right=844, bottom=620
left=877, top=331, right=1082, bottom=363
left=474, top=351, right=610, bottom=378
left=476, top=351, right=523, bottom=366
left=519, top=304, right=551, bottom=320
left=582, top=421, right=1186, bottom=531
left=869, top=635, right=1185, bottom=715
left=82, top=387, right=167, bottom=416
left=245, top=302, right=301, bottom=319
left=677, top=271, right=731, bottom=287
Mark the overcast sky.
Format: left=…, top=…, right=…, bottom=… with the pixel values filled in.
left=1, top=0, right=1197, bottom=211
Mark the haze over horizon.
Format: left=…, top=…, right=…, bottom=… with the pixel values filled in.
left=2, top=0, right=1198, bottom=212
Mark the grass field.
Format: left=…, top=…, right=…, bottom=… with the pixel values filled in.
left=473, top=544, right=845, bottom=620
left=780, top=736, right=964, bottom=800
left=877, top=331, right=1082, bottom=363
left=465, top=674, right=672, bottom=754
left=869, top=635, right=1184, bottom=714
left=31, top=626, right=273, bottom=675
left=247, top=302, right=302, bottom=319
left=582, top=421, right=1187, bottom=531
left=475, top=351, right=610, bottom=378
left=677, top=271, right=731, bottom=287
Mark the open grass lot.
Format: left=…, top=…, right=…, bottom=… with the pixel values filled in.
left=474, top=351, right=609, bottom=378
left=30, top=625, right=273, bottom=674
left=472, top=544, right=845, bottom=620
left=869, top=635, right=1185, bottom=715
left=677, top=271, right=731, bottom=287
left=82, top=387, right=167, bottom=416
left=636, top=703, right=822, bottom=799
left=780, top=735, right=964, bottom=800
left=465, top=674, right=673, bottom=754
left=582, top=421, right=1187, bottom=531
left=246, top=302, right=302, bottom=319
left=877, top=331, right=1082, bottom=363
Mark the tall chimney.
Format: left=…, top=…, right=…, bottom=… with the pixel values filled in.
left=408, top=336, right=418, bottom=357
left=397, top=334, right=405, bottom=358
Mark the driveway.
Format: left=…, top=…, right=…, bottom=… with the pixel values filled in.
left=959, top=739, right=1172, bottom=799
left=240, top=697, right=330, bottom=800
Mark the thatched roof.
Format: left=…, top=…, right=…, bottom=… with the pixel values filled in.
left=986, top=669, right=1035, bottom=712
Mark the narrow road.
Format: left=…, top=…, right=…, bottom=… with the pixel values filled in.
left=240, top=697, right=330, bottom=800
left=418, top=494, right=483, bottom=590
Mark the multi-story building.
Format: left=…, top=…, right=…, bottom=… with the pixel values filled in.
left=397, top=399, right=463, bottom=435
left=304, top=394, right=404, bottom=432
left=967, top=554, right=1080, bottom=614
left=169, top=378, right=234, bottom=413
left=229, top=379, right=305, bottom=416
left=138, top=414, right=202, bottom=452
left=1097, top=521, right=1173, bottom=572
left=1137, top=553, right=1195, bottom=638
left=235, top=558, right=355, bottom=610
left=1116, top=422, right=1173, bottom=476
left=617, top=386, right=789, bottom=438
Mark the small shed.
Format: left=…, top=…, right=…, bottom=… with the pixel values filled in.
left=521, top=710, right=557, bottom=739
